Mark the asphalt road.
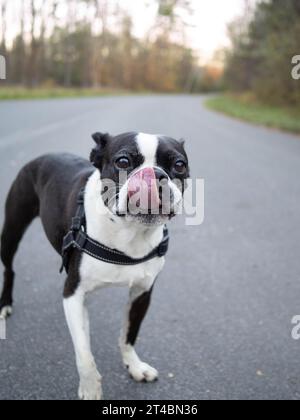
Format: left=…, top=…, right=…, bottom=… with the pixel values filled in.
left=0, top=95, right=300, bottom=400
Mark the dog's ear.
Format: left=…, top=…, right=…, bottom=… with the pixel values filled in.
left=92, top=132, right=110, bottom=147
left=90, top=132, right=110, bottom=170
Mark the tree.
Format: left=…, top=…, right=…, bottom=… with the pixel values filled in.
left=225, top=0, right=300, bottom=105
left=3, top=0, right=206, bottom=93
left=155, top=0, right=192, bottom=37
left=89, top=0, right=112, bottom=88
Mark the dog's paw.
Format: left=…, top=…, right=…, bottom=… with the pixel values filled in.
left=78, top=384, right=102, bottom=401
left=121, top=343, right=159, bottom=383
left=127, top=361, right=159, bottom=383
left=78, top=373, right=103, bottom=401
left=0, top=305, right=13, bottom=320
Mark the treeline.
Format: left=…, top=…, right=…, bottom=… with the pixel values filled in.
left=224, top=0, right=300, bottom=105
left=0, top=0, right=220, bottom=93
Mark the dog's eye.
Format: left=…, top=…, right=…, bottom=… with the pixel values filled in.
left=174, top=160, right=187, bottom=174
left=115, top=157, right=131, bottom=170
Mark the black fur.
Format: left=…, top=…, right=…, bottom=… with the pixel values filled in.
left=0, top=153, right=94, bottom=310
left=156, top=136, right=189, bottom=180
left=127, top=287, right=154, bottom=346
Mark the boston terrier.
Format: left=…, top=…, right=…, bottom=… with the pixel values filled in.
left=0, top=132, right=189, bottom=400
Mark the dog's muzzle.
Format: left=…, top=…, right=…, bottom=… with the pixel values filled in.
left=127, top=167, right=172, bottom=215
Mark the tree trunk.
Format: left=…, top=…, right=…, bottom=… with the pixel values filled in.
left=20, top=0, right=26, bottom=85
left=27, top=0, right=38, bottom=87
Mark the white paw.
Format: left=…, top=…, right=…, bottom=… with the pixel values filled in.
left=0, top=306, right=12, bottom=320
left=121, top=344, right=159, bottom=383
left=127, top=361, right=159, bottom=383
left=78, top=372, right=103, bottom=401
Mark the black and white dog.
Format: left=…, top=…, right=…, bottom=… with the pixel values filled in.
left=0, top=132, right=189, bottom=400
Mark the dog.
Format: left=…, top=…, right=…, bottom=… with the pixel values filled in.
left=0, top=132, right=189, bottom=400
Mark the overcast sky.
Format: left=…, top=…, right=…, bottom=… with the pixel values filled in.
left=121, top=0, right=246, bottom=62
left=5, top=0, right=247, bottom=63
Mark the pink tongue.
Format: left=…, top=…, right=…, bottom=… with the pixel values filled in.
left=128, top=167, right=160, bottom=211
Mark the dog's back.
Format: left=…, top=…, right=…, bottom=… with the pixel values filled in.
left=0, top=154, right=93, bottom=314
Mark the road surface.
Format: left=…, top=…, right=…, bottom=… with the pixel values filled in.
left=0, top=95, right=300, bottom=400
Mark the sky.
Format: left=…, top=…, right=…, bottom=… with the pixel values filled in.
left=121, top=0, right=247, bottom=63
left=4, top=0, right=247, bottom=64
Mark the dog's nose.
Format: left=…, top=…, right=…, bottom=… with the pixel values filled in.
left=154, top=168, right=168, bottom=183
left=128, top=167, right=160, bottom=211
left=154, top=168, right=174, bottom=211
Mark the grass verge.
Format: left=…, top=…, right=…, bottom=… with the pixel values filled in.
left=206, top=94, right=300, bottom=134
left=0, top=86, right=132, bottom=100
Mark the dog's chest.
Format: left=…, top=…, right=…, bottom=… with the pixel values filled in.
left=80, top=253, right=165, bottom=292
left=80, top=171, right=166, bottom=292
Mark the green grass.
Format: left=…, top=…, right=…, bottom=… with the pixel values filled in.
left=0, top=86, right=132, bottom=101
left=206, top=94, right=300, bottom=134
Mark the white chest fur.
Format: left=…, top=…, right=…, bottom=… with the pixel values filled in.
left=79, top=171, right=165, bottom=293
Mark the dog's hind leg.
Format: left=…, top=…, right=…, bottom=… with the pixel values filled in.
left=0, top=170, right=39, bottom=318
left=119, top=284, right=159, bottom=383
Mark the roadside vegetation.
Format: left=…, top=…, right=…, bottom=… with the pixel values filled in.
left=0, top=87, right=131, bottom=101
left=206, top=0, right=300, bottom=135
left=206, top=94, right=300, bottom=134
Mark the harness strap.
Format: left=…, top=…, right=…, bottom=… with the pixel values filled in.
left=60, top=188, right=169, bottom=273
left=60, top=188, right=86, bottom=272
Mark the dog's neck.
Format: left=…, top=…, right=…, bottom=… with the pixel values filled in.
left=84, top=170, right=165, bottom=259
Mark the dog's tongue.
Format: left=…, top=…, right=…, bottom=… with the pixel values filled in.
left=128, top=167, right=160, bottom=211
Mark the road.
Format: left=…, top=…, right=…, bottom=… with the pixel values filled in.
left=0, top=95, right=300, bottom=400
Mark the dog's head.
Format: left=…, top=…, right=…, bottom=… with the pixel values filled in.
left=90, top=132, right=190, bottom=226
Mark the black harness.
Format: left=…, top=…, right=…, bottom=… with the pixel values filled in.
left=60, top=188, right=169, bottom=273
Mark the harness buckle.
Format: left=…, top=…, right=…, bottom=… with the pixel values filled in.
left=71, top=216, right=82, bottom=232
left=62, top=231, right=74, bottom=252
left=76, top=231, right=87, bottom=250
left=60, top=231, right=75, bottom=273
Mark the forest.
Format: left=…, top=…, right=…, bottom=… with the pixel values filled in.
left=224, top=0, right=300, bottom=105
left=0, top=0, right=221, bottom=93
left=1, top=0, right=299, bottom=105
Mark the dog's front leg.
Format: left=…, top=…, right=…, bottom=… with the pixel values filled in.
left=119, top=284, right=158, bottom=382
left=63, top=288, right=102, bottom=400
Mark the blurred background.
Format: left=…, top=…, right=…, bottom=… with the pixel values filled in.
left=1, top=0, right=300, bottom=401
left=0, top=0, right=228, bottom=92
left=0, top=0, right=299, bottom=131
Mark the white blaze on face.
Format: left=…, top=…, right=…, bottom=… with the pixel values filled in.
left=136, top=133, right=159, bottom=168
left=137, top=133, right=183, bottom=213
left=116, top=133, right=159, bottom=214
